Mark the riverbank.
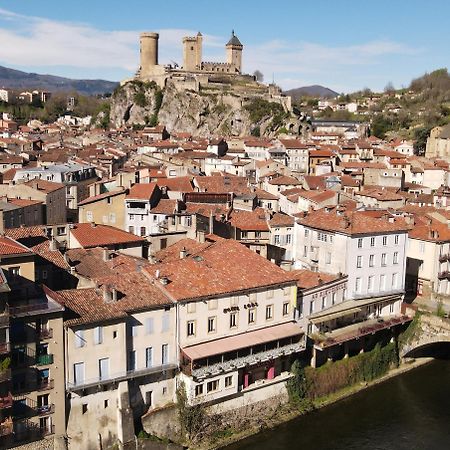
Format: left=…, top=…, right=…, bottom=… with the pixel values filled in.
left=211, top=357, right=434, bottom=450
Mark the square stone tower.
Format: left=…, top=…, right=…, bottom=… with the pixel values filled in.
left=183, top=32, right=203, bottom=71
left=226, top=30, right=243, bottom=73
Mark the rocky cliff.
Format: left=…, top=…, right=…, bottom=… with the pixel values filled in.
left=110, top=80, right=309, bottom=137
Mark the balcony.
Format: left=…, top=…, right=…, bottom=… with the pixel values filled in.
left=13, top=421, right=55, bottom=443
left=438, top=271, right=450, bottom=280
left=9, top=300, right=61, bottom=318
left=12, top=379, right=54, bottom=395
left=67, top=363, right=177, bottom=392
left=13, top=397, right=55, bottom=418
left=439, top=253, right=450, bottom=263
left=36, top=354, right=53, bottom=366
left=0, top=392, right=13, bottom=409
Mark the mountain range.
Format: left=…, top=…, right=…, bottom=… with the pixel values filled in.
left=284, top=85, right=339, bottom=100
left=0, top=65, right=118, bottom=96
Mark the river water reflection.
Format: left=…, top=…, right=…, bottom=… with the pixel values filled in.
left=226, top=359, right=450, bottom=450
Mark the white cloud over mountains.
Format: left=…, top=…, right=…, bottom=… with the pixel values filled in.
left=0, top=8, right=421, bottom=90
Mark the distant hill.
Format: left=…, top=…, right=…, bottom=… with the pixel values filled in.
left=284, top=85, right=339, bottom=100
left=0, top=65, right=118, bottom=96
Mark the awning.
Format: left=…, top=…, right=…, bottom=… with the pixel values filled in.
left=310, top=307, right=362, bottom=324
left=182, top=322, right=303, bottom=361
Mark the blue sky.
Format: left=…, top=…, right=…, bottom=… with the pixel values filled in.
left=0, top=0, right=449, bottom=92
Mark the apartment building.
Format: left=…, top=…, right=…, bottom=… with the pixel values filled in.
left=149, top=238, right=305, bottom=409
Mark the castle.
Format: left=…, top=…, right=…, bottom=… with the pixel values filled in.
left=133, top=30, right=250, bottom=88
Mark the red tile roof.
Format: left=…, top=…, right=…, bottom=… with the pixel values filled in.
left=126, top=183, right=158, bottom=200
left=0, top=236, right=32, bottom=256
left=290, top=269, right=340, bottom=289
left=78, top=188, right=126, bottom=206
left=70, top=223, right=144, bottom=248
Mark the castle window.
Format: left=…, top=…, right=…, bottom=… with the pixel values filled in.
left=190, top=46, right=194, bottom=51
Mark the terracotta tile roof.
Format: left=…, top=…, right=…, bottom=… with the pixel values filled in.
left=339, top=162, right=387, bottom=169
left=253, top=188, right=278, bottom=200
left=0, top=236, right=32, bottom=256
left=268, top=175, right=302, bottom=186
left=149, top=238, right=297, bottom=301
left=150, top=199, right=178, bottom=215
left=296, top=206, right=410, bottom=235
left=194, top=175, right=249, bottom=194
left=78, top=188, right=126, bottom=206
left=279, top=139, right=309, bottom=149
left=357, top=188, right=404, bottom=201
left=269, top=212, right=295, bottom=227
left=229, top=207, right=269, bottom=231
left=23, top=179, right=65, bottom=193
left=2, top=168, right=17, bottom=181
left=309, top=149, right=335, bottom=158
left=126, top=183, right=158, bottom=200
left=303, top=176, right=326, bottom=190
left=184, top=202, right=229, bottom=218
left=5, top=225, right=47, bottom=240
left=290, top=269, right=340, bottom=290
left=70, top=223, right=144, bottom=248
left=155, top=176, right=194, bottom=193
left=7, top=198, right=42, bottom=207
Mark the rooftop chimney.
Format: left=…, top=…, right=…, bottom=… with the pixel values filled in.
left=103, top=285, right=112, bottom=303
left=103, top=248, right=109, bottom=262
left=180, top=247, right=187, bottom=259
left=49, top=237, right=57, bottom=251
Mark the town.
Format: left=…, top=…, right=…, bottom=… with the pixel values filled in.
left=0, top=18, right=450, bottom=450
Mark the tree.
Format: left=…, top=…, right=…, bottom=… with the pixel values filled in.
left=253, top=70, right=264, bottom=82
left=384, top=82, right=395, bottom=95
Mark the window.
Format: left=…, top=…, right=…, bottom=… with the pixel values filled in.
left=309, top=300, right=315, bottom=314
left=358, top=238, right=363, bottom=248
left=380, top=274, right=386, bottom=290
left=187, top=321, right=195, bottom=337
left=128, top=226, right=134, bottom=234
left=145, top=318, right=154, bottom=334
left=419, top=242, right=425, bottom=253
left=128, top=350, right=136, bottom=371
left=357, top=256, right=362, bottom=268
left=225, top=376, right=233, bottom=388
left=161, top=344, right=169, bottom=365
left=140, top=227, right=146, bottom=236
left=75, top=330, right=85, bottom=348
left=394, top=235, right=399, bottom=245
left=230, top=312, right=237, bottom=328
left=303, top=246, right=308, bottom=257
left=282, top=302, right=290, bottom=316
left=370, top=237, right=375, bottom=247
left=9, top=267, right=20, bottom=278
left=195, top=384, right=203, bottom=397
left=207, top=380, right=219, bottom=393
left=145, top=347, right=153, bottom=368
left=255, top=231, right=261, bottom=238
left=131, top=324, right=138, bottom=337
left=381, top=253, right=387, bottom=266
left=248, top=308, right=256, bottom=324
left=241, top=231, right=248, bottom=239
left=82, top=403, right=88, bottom=414
left=73, top=362, right=85, bottom=386
left=161, top=314, right=169, bottom=332
left=298, top=299, right=304, bottom=317
left=145, top=391, right=153, bottom=407
left=393, top=252, right=399, bottom=264
left=368, top=276, right=374, bottom=292
left=274, top=235, right=280, bottom=245
left=99, top=358, right=109, bottom=380
left=86, top=211, right=93, bottom=222
left=266, top=304, right=273, bottom=320
left=331, top=292, right=336, bottom=305
left=286, top=234, right=292, bottom=244
left=321, top=297, right=326, bottom=309
left=382, top=236, right=387, bottom=246
left=304, top=229, right=309, bottom=237
left=389, top=303, right=394, bottom=313
left=326, top=252, right=331, bottom=264
left=392, top=273, right=398, bottom=289
left=207, top=317, right=216, bottom=333
left=113, top=330, right=118, bottom=339
left=369, top=255, right=375, bottom=267
left=93, top=326, right=103, bottom=345
left=355, top=277, right=361, bottom=293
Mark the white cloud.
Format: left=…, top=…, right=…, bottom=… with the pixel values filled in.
left=0, top=8, right=421, bottom=90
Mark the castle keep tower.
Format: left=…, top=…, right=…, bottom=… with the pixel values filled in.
left=183, top=32, right=203, bottom=71
left=226, top=30, right=243, bottom=73
left=140, top=32, right=159, bottom=77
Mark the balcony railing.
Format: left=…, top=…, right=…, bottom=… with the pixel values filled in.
left=9, top=301, right=61, bottom=318
left=438, top=271, right=450, bottom=280
left=13, top=422, right=55, bottom=443
left=13, top=397, right=55, bottom=418
left=439, top=253, right=450, bottom=263
left=67, top=363, right=177, bottom=391
left=191, top=341, right=306, bottom=381
left=36, top=354, right=53, bottom=366
left=0, top=392, right=13, bottom=409
left=12, top=379, right=54, bottom=395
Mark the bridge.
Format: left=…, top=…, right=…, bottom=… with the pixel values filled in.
left=400, top=312, right=450, bottom=358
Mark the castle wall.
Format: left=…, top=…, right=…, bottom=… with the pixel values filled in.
left=140, top=32, right=159, bottom=76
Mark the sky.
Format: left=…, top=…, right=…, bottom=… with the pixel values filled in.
left=0, top=0, right=449, bottom=93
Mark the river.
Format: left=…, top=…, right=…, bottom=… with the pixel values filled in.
left=226, top=359, right=450, bottom=450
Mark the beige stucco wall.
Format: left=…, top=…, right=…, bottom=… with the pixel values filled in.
left=78, top=192, right=126, bottom=229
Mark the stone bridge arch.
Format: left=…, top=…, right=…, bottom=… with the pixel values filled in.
left=400, top=314, right=450, bottom=358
